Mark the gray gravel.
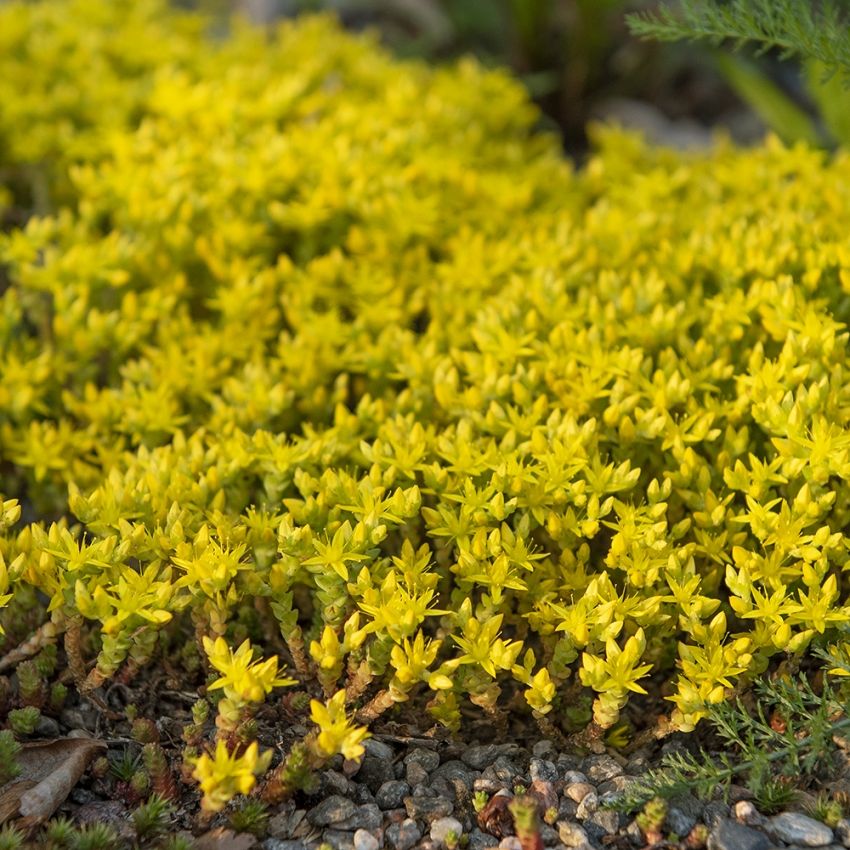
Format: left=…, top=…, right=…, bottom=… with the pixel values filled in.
left=252, top=735, right=850, bottom=850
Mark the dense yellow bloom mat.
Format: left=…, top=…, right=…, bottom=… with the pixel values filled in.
left=3, top=0, right=850, bottom=808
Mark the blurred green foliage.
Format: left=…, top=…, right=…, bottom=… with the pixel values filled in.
left=204, top=0, right=680, bottom=149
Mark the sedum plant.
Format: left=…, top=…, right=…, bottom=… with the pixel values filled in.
left=3, top=0, right=850, bottom=814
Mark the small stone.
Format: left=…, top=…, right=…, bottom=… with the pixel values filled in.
left=625, top=819, right=644, bottom=846
left=596, top=775, right=637, bottom=796
left=576, top=792, right=599, bottom=820
left=532, top=740, right=557, bottom=759
left=529, top=779, right=558, bottom=815
left=358, top=755, right=395, bottom=792
left=769, top=812, right=834, bottom=847
left=353, top=784, right=375, bottom=805
left=835, top=818, right=850, bottom=847
left=262, top=841, right=308, bottom=850
left=587, top=809, right=620, bottom=835
left=364, top=739, right=394, bottom=761
left=667, top=806, right=698, bottom=837
left=386, top=819, right=422, bottom=850
left=342, top=804, right=381, bottom=832
left=467, top=828, right=495, bottom=850
left=430, top=817, right=464, bottom=848
left=563, top=771, right=589, bottom=785
left=322, top=829, right=355, bottom=850
left=406, top=762, right=430, bottom=787
left=323, top=769, right=354, bottom=797
left=353, top=829, right=379, bottom=850
left=557, top=821, right=590, bottom=848
left=728, top=784, right=754, bottom=802
left=556, top=753, right=582, bottom=773
left=404, top=795, right=453, bottom=822
left=308, top=797, right=381, bottom=831
left=405, top=747, right=440, bottom=772
left=583, top=755, right=623, bottom=783
left=473, top=778, right=504, bottom=794
left=59, top=708, right=92, bottom=732
left=412, top=783, right=438, bottom=799
left=308, top=797, right=357, bottom=828
left=432, top=760, right=477, bottom=789
left=499, top=838, right=522, bottom=850
left=34, top=715, right=60, bottom=737
left=529, top=758, right=559, bottom=784
left=377, top=780, right=411, bottom=810
left=565, top=783, right=595, bottom=804
left=539, top=824, right=560, bottom=847
left=733, top=800, right=763, bottom=827
left=703, top=801, right=730, bottom=829
left=707, top=818, right=772, bottom=850
left=558, top=798, right=579, bottom=822
left=461, top=745, right=503, bottom=770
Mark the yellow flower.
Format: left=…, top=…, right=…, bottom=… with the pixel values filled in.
left=310, top=691, right=370, bottom=761
left=203, top=636, right=295, bottom=703
left=191, top=740, right=272, bottom=813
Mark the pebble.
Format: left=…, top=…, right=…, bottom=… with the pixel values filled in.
left=323, top=769, right=355, bottom=797
left=406, top=762, right=431, bottom=786
left=473, top=778, right=504, bottom=794
left=467, top=829, right=495, bottom=850
left=462, top=744, right=508, bottom=770
left=322, top=829, right=355, bottom=850
left=358, top=755, right=396, bottom=792
left=432, top=760, right=477, bottom=788
left=734, top=800, right=764, bottom=827
left=557, top=821, right=591, bottom=848
left=308, top=797, right=381, bottom=831
left=707, top=818, right=772, bottom=850
left=769, top=812, right=834, bottom=847
left=430, top=816, right=463, bottom=848
left=363, top=739, right=394, bottom=761
left=308, top=796, right=356, bottom=827
left=835, top=818, right=850, bottom=847
left=666, top=805, right=697, bottom=837
left=596, top=775, right=636, bottom=795
left=405, top=747, right=440, bottom=772
left=529, top=758, right=559, bottom=783
left=587, top=809, right=620, bottom=835
left=499, top=839, right=522, bottom=850
left=703, top=801, right=731, bottom=829
left=563, top=770, right=589, bottom=785
left=667, top=793, right=703, bottom=835
left=533, top=740, right=557, bottom=758
left=575, top=791, right=599, bottom=820
left=377, top=780, right=411, bottom=810
left=558, top=798, right=579, bottom=821
left=34, top=715, right=60, bottom=737
left=353, top=829, right=380, bottom=850
left=386, top=819, right=421, bottom=850
left=404, top=794, right=453, bottom=822
left=583, top=755, right=623, bottom=783
left=565, top=782, right=595, bottom=803
left=262, top=841, right=308, bottom=850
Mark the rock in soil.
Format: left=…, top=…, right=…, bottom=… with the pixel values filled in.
left=768, top=812, right=835, bottom=847
left=707, top=818, right=773, bottom=850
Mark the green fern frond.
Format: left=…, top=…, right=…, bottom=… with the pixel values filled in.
left=627, top=0, right=850, bottom=80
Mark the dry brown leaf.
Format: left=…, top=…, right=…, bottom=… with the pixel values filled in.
left=0, top=737, right=106, bottom=827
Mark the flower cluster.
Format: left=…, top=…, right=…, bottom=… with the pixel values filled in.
left=2, top=0, right=850, bottom=818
